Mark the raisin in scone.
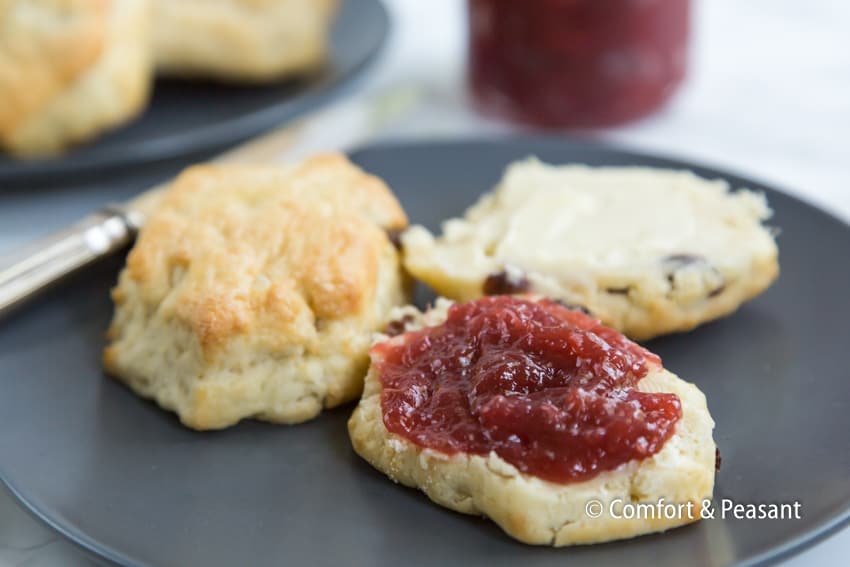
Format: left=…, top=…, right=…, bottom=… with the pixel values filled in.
left=152, top=0, right=338, bottom=82
left=104, top=154, right=408, bottom=430
left=0, top=0, right=152, bottom=156
left=402, top=159, right=779, bottom=340
left=348, top=296, right=716, bottom=546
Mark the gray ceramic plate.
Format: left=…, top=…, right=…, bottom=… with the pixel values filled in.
left=0, top=0, right=387, bottom=185
left=1, top=138, right=849, bottom=567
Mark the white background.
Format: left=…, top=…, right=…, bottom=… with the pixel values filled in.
left=1, top=0, right=848, bottom=564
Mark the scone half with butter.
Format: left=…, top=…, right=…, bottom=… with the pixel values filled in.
left=402, top=159, right=779, bottom=340
left=349, top=296, right=716, bottom=546
left=0, top=0, right=152, bottom=156
left=104, top=154, right=409, bottom=430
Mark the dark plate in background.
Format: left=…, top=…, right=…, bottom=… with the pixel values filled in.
left=0, top=0, right=388, bottom=185
left=1, top=138, right=849, bottom=566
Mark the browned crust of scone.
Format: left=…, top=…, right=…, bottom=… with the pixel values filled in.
left=109, top=154, right=407, bottom=360
left=104, top=154, right=409, bottom=429
left=152, top=0, right=339, bottom=82
left=0, top=0, right=107, bottom=138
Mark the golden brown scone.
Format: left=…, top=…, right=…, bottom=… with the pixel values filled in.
left=104, top=154, right=409, bottom=430
left=153, top=0, right=338, bottom=82
left=402, top=159, right=779, bottom=340
left=349, top=299, right=716, bottom=546
left=0, top=0, right=152, bottom=156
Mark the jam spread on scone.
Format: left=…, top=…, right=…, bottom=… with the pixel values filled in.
left=373, top=296, right=682, bottom=483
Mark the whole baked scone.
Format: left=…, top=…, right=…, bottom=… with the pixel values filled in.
left=402, top=159, right=779, bottom=340
left=104, top=154, right=409, bottom=430
left=0, top=0, right=152, bottom=156
left=153, top=0, right=338, bottom=82
left=349, top=296, right=716, bottom=546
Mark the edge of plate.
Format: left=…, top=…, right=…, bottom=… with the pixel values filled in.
left=1, top=478, right=139, bottom=566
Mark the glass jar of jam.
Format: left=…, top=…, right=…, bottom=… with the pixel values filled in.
left=467, top=0, right=691, bottom=128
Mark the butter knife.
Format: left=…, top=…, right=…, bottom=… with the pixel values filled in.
left=0, top=86, right=421, bottom=319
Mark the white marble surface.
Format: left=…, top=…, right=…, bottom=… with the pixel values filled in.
left=1, top=0, right=848, bottom=564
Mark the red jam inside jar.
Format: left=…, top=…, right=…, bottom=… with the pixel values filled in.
left=468, top=0, right=690, bottom=128
left=374, top=297, right=682, bottom=484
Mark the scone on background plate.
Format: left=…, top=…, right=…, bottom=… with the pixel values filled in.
left=402, top=159, right=780, bottom=340
left=104, top=154, right=409, bottom=430
left=153, top=0, right=338, bottom=82
left=349, top=296, right=717, bottom=546
left=0, top=0, right=152, bottom=156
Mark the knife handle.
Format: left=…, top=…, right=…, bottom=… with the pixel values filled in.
left=0, top=207, right=140, bottom=318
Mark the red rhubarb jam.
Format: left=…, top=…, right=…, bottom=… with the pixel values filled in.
left=467, top=0, right=690, bottom=128
left=373, top=297, right=682, bottom=484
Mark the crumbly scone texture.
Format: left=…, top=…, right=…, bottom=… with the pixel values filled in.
left=0, top=0, right=152, bottom=156
left=348, top=299, right=717, bottom=546
left=402, top=159, right=779, bottom=340
left=153, top=0, right=338, bottom=82
left=104, top=154, right=409, bottom=430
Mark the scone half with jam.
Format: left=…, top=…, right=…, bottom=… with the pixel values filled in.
left=104, top=154, right=409, bottom=430
left=401, top=159, right=779, bottom=340
left=348, top=296, right=716, bottom=546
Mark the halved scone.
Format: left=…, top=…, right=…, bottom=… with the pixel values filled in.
left=104, top=154, right=409, bottom=430
left=152, top=0, right=338, bottom=82
left=402, top=159, right=779, bottom=340
left=0, top=0, right=152, bottom=156
left=349, top=296, right=716, bottom=546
